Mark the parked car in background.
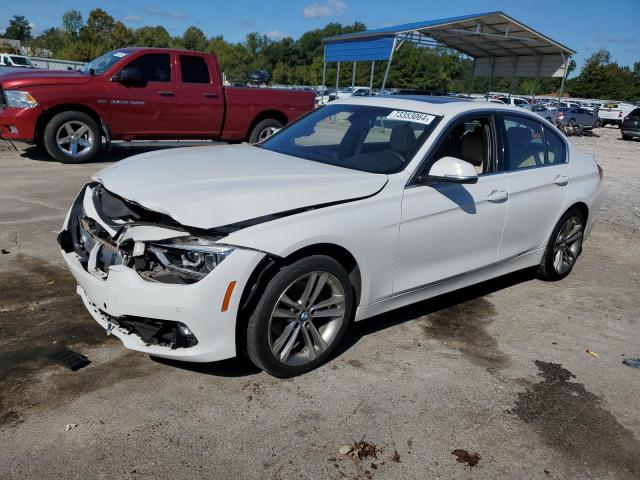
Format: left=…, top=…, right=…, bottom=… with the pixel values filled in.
left=58, top=97, right=603, bottom=376
left=0, top=53, right=36, bottom=68
left=336, top=86, right=372, bottom=98
left=556, top=107, right=601, bottom=128
left=524, top=104, right=554, bottom=121
left=0, top=48, right=315, bottom=163
left=598, top=102, right=636, bottom=127
left=621, top=107, right=640, bottom=140
left=494, top=96, right=530, bottom=107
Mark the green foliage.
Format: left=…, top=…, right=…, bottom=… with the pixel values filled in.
left=4, top=15, right=32, bottom=41
left=14, top=8, right=639, bottom=101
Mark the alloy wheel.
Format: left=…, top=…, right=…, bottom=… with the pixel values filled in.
left=258, top=126, right=276, bottom=142
left=56, top=120, right=94, bottom=157
left=553, top=215, right=583, bottom=274
left=268, top=271, right=346, bottom=366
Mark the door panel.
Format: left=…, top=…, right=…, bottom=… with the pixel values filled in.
left=176, top=55, right=224, bottom=137
left=497, top=114, right=569, bottom=260
left=107, top=53, right=179, bottom=137
left=394, top=177, right=509, bottom=293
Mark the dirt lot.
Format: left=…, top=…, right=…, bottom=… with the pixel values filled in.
left=1, top=129, right=639, bottom=479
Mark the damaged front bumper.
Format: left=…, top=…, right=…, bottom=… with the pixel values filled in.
left=59, top=183, right=265, bottom=362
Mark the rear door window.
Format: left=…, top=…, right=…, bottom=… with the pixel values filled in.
left=500, top=115, right=546, bottom=170
left=180, top=55, right=210, bottom=84
left=544, top=127, right=567, bottom=165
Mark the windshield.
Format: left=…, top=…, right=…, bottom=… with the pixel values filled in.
left=9, top=56, right=33, bottom=66
left=80, top=49, right=133, bottom=75
left=260, top=104, right=440, bottom=174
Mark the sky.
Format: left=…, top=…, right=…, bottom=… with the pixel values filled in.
left=3, top=0, right=639, bottom=71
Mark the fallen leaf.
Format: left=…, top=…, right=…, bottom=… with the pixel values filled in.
left=46, top=280, right=56, bottom=285
left=391, top=450, right=401, bottom=462
left=339, top=445, right=353, bottom=455
left=586, top=350, right=599, bottom=358
left=451, top=449, right=480, bottom=467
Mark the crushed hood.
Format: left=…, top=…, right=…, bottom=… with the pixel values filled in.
left=93, top=144, right=387, bottom=230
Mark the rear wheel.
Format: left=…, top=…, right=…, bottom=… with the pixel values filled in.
left=43, top=111, right=101, bottom=163
left=248, top=118, right=283, bottom=144
left=246, top=255, right=353, bottom=377
left=538, top=208, right=585, bottom=281
left=622, top=134, right=631, bottom=140
left=594, top=119, right=601, bottom=128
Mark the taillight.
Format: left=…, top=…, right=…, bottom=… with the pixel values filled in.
left=597, top=164, right=603, bottom=181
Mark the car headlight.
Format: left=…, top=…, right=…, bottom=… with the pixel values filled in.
left=145, top=236, right=234, bottom=283
left=5, top=90, right=39, bottom=109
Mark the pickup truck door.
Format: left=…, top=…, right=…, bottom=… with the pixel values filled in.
left=107, top=52, right=180, bottom=137
left=176, top=54, right=224, bottom=137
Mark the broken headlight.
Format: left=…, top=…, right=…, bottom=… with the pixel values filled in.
left=145, top=237, right=234, bottom=282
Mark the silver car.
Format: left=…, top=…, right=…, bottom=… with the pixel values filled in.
left=556, top=107, right=601, bottom=128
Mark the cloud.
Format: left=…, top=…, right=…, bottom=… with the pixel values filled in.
left=123, top=15, right=143, bottom=23
left=265, top=30, right=288, bottom=40
left=303, top=0, right=346, bottom=19
left=241, top=18, right=256, bottom=28
left=142, top=6, right=187, bottom=19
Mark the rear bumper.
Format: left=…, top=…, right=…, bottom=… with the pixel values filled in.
left=0, top=106, right=40, bottom=141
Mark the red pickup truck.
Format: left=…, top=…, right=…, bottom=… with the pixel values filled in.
left=0, top=48, right=315, bottom=163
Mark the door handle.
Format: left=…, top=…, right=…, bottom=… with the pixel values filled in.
left=553, top=175, right=569, bottom=186
left=203, top=92, right=219, bottom=98
left=486, top=190, right=509, bottom=203
left=157, top=90, right=174, bottom=97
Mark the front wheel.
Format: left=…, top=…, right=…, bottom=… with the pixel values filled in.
left=246, top=256, right=354, bottom=377
left=248, top=118, right=283, bottom=144
left=43, top=111, right=101, bottom=163
left=538, top=208, right=585, bottom=281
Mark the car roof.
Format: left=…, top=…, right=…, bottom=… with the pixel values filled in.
left=331, top=95, right=539, bottom=117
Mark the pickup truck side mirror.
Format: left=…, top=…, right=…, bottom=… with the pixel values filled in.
left=112, top=67, right=143, bottom=84
left=419, top=156, right=478, bottom=184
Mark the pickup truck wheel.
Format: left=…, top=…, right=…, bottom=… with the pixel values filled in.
left=249, top=118, right=283, bottom=144
left=44, top=111, right=101, bottom=163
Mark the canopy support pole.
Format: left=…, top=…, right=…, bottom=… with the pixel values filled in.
left=321, top=57, right=327, bottom=105
left=369, top=61, right=375, bottom=95
left=351, top=61, right=357, bottom=88
left=380, top=36, right=398, bottom=93
left=554, top=53, right=569, bottom=122
left=336, top=61, right=340, bottom=94
left=508, top=56, right=519, bottom=101
left=486, top=57, right=495, bottom=100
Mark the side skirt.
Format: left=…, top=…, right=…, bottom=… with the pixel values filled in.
left=354, top=249, right=543, bottom=321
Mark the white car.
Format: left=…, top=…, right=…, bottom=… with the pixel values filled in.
left=59, top=97, right=603, bottom=377
left=336, top=86, right=372, bottom=98
left=0, top=53, right=36, bottom=68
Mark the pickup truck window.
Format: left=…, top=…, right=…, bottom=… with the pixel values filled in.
left=180, top=56, right=210, bottom=84
left=126, top=54, right=171, bottom=82
left=80, top=49, right=133, bottom=75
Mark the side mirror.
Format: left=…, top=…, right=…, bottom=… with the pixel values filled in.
left=421, top=156, right=478, bottom=184
left=112, top=66, right=143, bottom=84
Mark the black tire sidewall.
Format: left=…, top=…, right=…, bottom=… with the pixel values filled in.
left=248, top=118, right=283, bottom=144
left=43, top=111, right=101, bottom=163
left=539, top=207, right=585, bottom=281
left=246, top=255, right=354, bottom=377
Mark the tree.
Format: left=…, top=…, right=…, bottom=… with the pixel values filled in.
left=62, top=10, right=83, bottom=39
left=133, top=26, right=173, bottom=48
left=4, top=15, right=31, bottom=41
left=181, top=26, right=207, bottom=51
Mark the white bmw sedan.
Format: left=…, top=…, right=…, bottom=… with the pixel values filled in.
left=59, top=97, right=603, bottom=376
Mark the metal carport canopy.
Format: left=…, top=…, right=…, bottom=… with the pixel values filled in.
left=323, top=11, right=576, bottom=78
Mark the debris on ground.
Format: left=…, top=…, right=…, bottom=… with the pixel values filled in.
left=65, top=423, right=78, bottom=431
left=586, top=350, right=600, bottom=358
left=48, top=349, right=91, bottom=371
left=353, top=439, right=380, bottom=460
left=622, top=358, right=640, bottom=369
left=451, top=449, right=481, bottom=467
left=390, top=450, right=401, bottom=462
left=1, top=249, right=9, bottom=254
left=339, top=445, right=353, bottom=455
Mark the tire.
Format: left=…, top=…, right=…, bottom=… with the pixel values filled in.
left=43, top=111, right=101, bottom=163
left=246, top=255, right=354, bottom=377
left=538, top=207, right=586, bottom=281
left=248, top=118, right=283, bottom=144
left=594, top=119, right=601, bottom=128
left=622, top=134, right=631, bottom=141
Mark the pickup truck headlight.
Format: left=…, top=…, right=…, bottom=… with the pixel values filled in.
left=5, top=90, right=39, bottom=109
left=145, top=237, right=234, bottom=283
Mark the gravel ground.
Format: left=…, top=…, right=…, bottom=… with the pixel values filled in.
left=0, top=127, right=639, bottom=480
